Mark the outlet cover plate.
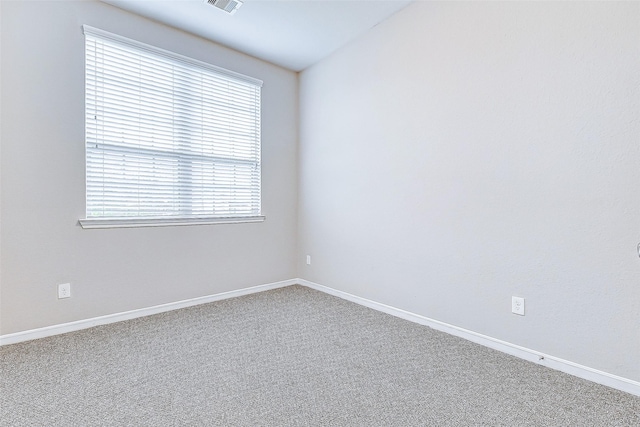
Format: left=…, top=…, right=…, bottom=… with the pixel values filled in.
left=58, top=283, right=71, bottom=299
left=512, top=296, right=525, bottom=315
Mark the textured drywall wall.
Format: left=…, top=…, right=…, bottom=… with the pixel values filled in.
left=0, top=0, right=298, bottom=334
left=298, top=1, right=640, bottom=381
left=0, top=1, right=3, bottom=330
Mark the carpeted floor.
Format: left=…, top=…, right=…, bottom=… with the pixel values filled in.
left=1, top=285, right=638, bottom=426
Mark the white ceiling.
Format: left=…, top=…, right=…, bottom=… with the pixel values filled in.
left=101, top=0, right=412, bottom=71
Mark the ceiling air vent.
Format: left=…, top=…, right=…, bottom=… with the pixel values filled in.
left=206, top=0, right=243, bottom=15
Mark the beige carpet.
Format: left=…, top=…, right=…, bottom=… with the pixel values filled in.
left=1, top=285, right=639, bottom=426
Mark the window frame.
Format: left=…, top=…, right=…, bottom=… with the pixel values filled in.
left=79, top=25, right=265, bottom=229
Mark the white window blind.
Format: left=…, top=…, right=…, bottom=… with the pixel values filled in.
left=82, top=26, right=263, bottom=227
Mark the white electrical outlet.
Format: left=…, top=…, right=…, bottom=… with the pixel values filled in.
left=512, top=296, right=525, bottom=316
left=58, top=283, right=71, bottom=299
left=306, top=255, right=311, bottom=265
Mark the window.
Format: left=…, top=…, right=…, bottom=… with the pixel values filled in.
left=80, top=26, right=263, bottom=229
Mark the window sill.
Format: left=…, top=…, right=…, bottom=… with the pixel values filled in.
left=78, top=216, right=265, bottom=229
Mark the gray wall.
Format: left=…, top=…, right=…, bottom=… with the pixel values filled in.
left=2, top=0, right=639, bottom=385
left=298, top=1, right=640, bottom=381
left=0, top=0, right=3, bottom=334
left=0, top=1, right=298, bottom=334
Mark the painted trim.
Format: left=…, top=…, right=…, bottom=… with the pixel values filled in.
left=297, top=279, right=640, bottom=397
left=0, top=279, right=296, bottom=346
left=79, top=215, right=265, bottom=229
left=2, top=277, right=638, bottom=397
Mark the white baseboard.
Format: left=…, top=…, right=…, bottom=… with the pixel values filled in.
left=0, top=279, right=297, bottom=346
left=297, top=279, right=640, bottom=398
left=3, top=277, right=638, bottom=397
